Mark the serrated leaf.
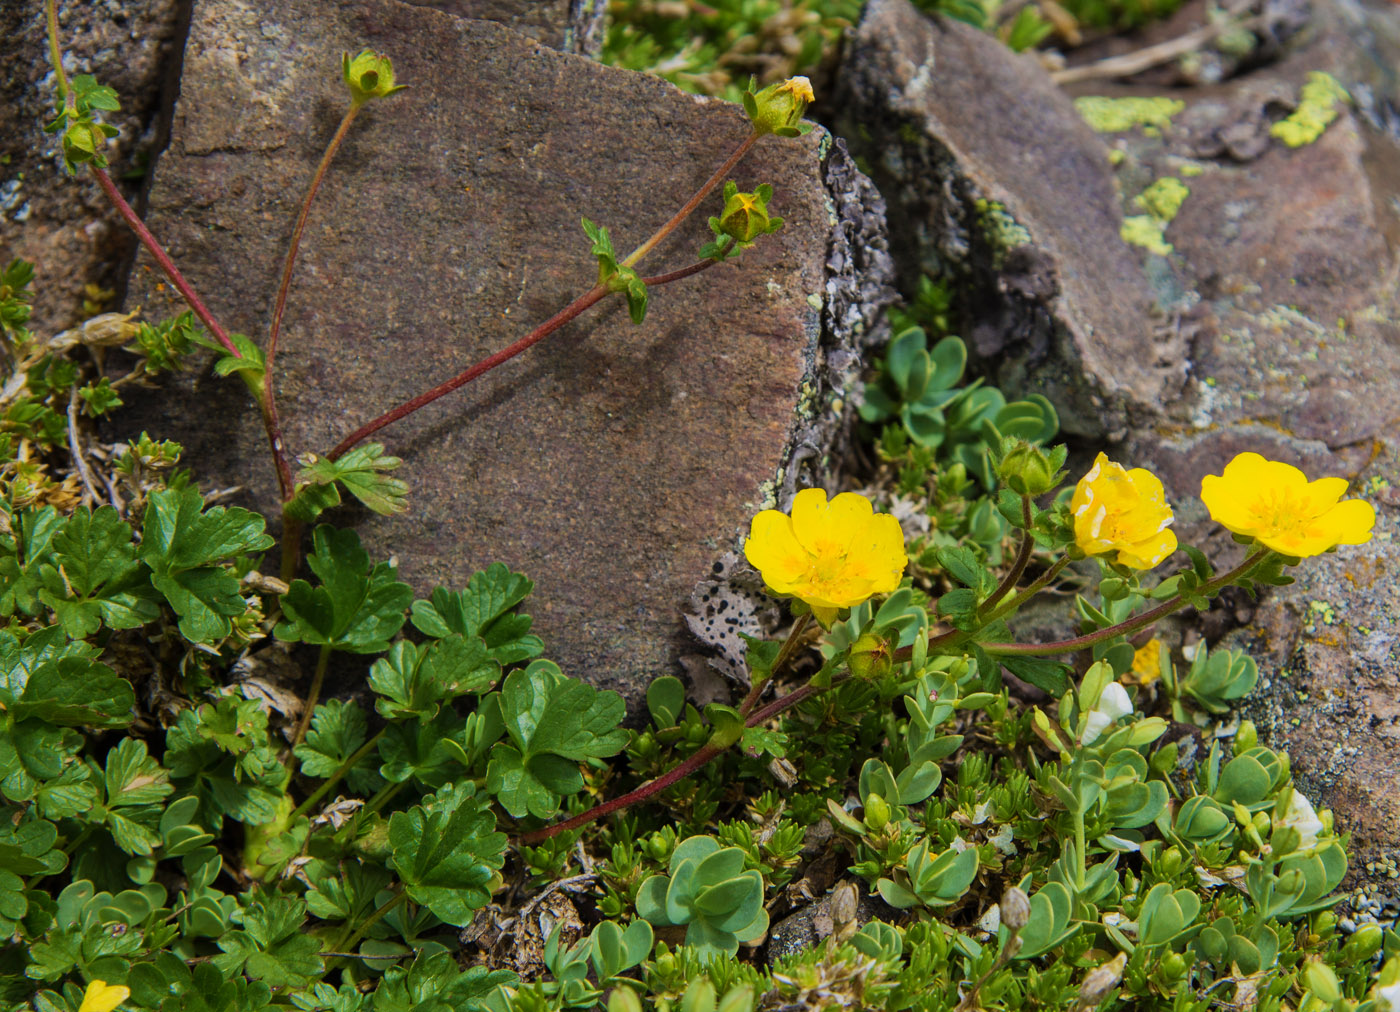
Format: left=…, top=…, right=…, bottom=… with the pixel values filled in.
left=368, top=634, right=500, bottom=720
left=998, top=654, right=1070, bottom=697
left=0, top=507, right=63, bottom=619
left=741, top=725, right=787, bottom=759
left=935, top=546, right=985, bottom=591
left=216, top=891, right=324, bottom=988
left=293, top=443, right=409, bottom=519
left=35, top=506, right=158, bottom=637
left=389, top=782, right=507, bottom=926
left=378, top=711, right=472, bottom=788
left=105, top=737, right=173, bottom=807
left=13, top=656, right=134, bottom=727
left=293, top=699, right=383, bottom=793
left=486, top=660, right=627, bottom=818
left=410, top=563, right=543, bottom=665
left=275, top=525, right=412, bottom=653
left=141, top=487, right=272, bottom=643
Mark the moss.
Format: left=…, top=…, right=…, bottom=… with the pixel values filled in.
left=1271, top=72, right=1350, bottom=148
left=1074, top=95, right=1184, bottom=133
left=1134, top=177, right=1189, bottom=222
left=974, top=199, right=1031, bottom=267
left=1121, top=214, right=1172, bottom=255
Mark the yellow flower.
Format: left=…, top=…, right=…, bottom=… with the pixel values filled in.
left=1070, top=453, right=1177, bottom=569
left=743, top=488, right=906, bottom=624
left=79, top=980, right=130, bottom=1012
left=1129, top=638, right=1163, bottom=686
left=1200, top=452, right=1376, bottom=557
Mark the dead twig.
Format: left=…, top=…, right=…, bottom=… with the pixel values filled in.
left=1051, top=4, right=1262, bottom=85
left=67, top=386, right=99, bottom=507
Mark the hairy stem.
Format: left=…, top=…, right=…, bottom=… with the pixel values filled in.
left=287, top=645, right=332, bottom=759
left=289, top=730, right=387, bottom=823
left=738, top=611, right=811, bottom=716
left=638, top=259, right=719, bottom=286
left=621, top=132, right=758, bottom=268
left=325, top=285, right=606, bottom=460
left=980, top=495, right=1034, bottom=615
left=335, top=889, right=408, bottom=955
left=266, top=102, right=360, bottom=378
left=519, top=672, right=841, bottom=845
left=979, top=549, right=1270, bottom=657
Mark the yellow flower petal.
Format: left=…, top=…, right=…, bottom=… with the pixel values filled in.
left=744, top=489, right=907, bottom=614
left=1200, top=452, right=1376, bottom=558
left=79, top=981, right=130, bottom=1012
left=743, top=511, right=806, bottom=591
left=1071, top=455, right=1176, bottom=570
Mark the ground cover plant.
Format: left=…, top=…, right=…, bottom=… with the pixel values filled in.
left=2, top=4, right=1399, bottom=1012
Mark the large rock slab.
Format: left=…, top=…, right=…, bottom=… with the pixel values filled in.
left=401, top=1, right=605, bottom=55
left=833, top=0, right=1181, bottom=439
left=1084, top=7, right=1400, bottom=897
left=2, top=0, right=185, bottom=334
left=122, top=0, right=890, bottom=705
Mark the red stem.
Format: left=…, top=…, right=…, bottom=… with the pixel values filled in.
left=519, top=675, right=834, bottom=845
left=980, top=495, right=1033, bottom=615
left=979, top=548, right=1270, bottom=657
left=326, top=285, right=607, bottom=461
left=638, top=260, right=719, bottom=286
left=91, top=167, right=239, bottom=358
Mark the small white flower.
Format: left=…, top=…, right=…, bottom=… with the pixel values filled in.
left=1374, top=980, right=1400, bottom=1012
left=1082, top=682, right=1133, bottom=745
left=1280, top=789, right=1325, bottom=851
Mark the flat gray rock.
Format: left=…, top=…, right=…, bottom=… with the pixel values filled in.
left=833, top=0, right=1177, bottom=439
left=121, top=0, right=891, bottom=705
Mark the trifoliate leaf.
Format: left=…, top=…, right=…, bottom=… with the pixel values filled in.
left=165, top=700, right=284, bottom=828
left=389, top=782, right=506, bottom=926
left=274, top=526, right=412, bottom=654
left=410, top=563, right=544, bottom=665
left=374, top=949, right=516, bottom=1012
left=34, top=763, right=97, bottom=820
left=377, top=711, right=472, bottom=789
left=11, top=656, right=134, bottom=727
left=104, top=737, right=174, bottom=807
left=290, top=443, right=409, bottom=521
left=741, top=725, right=788, bottom=759
left=485, top=660, right=627, bottom=818
left=303, top=859, right=392, bottom=923
left=368, top=634, right=499, bottom=720
left=0, top=507, right=63, bottom=619
left=140, top=487, right=273, bottom=644
left=293, top=699, right=384, bottom=794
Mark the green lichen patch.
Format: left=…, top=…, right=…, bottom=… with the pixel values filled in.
left=1074, top=95, right=1185, bottom=133
left=1134, top=177, right=1189, bottom=222
left=1121, top=214, right=1172, bottom=255
left=974, top=198, right=1031, bottom=267
left=1271, top=72, right=1350, bottom=148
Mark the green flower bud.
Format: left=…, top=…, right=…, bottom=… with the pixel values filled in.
left=1160, top=952, right=1189, bottom=981
left=864, top=792, right=891, bottom=831
left=742, top=76, right=815, bottom=137
left=1159, top=845, right=1184, bottom=877
left=848, top=632, right=893, bottom=681
left=610, top=988, right=644, bottom=1012
left=720, top=182, right=780, bottom=242
left=1303, top=960, right=1342, bottom=1003
left=997, top=438, right=1067, bottom=496
left=351, top=816, right=391, bottom=861
left=1236, top=719, right=1258, bottom=752
left=342, top=49, right=406, bottom=105
left=1314, top=910, right=1338, bottom=936
left=647, top=832, right=671, bottom=862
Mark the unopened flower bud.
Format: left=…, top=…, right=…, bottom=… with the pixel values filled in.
left=1236, top=719, right=1258, bottom=752
left=1160, top=952, right=1188, bottom=980
left=343, top=49, right=406, bottom=105
left=864, top=793, right=891, bottom=832
left=743, top=76, right=814, bottom=137
left=848, top=632, right=893, bottom=681
left=1159, top=846, right=1184, bottom=876
left=713, top=182, right=782, bottom=245
left=997, top=439, right=1066, bottom=497
left=609, top=987, right=643, bottom=1012
left=1076, top=952, right=1126, bottom=1009
left=1001, top=886, right=1031, bottom=932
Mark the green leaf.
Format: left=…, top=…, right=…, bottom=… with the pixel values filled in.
left=215, top=891, right=324, bottom=988
left=291, top=443, right=409, bottom=520
left=389, top=782, right=507, bottom=926
left=0, top=507, right=63, bottom=619
left=303, top=859, right=392, bottom=923
left=935, top=546, right=986, bottom=591
left=410, top=563, right=544, bottom=665
left=105, top=736, right=173, bottom=807
left=378, top=711, right=473, bottom=788
left=141, top=487, right=273, bottom=643
left=998, top=654, right=1070, bottom=696
left=275, top=525, right=412, bottom=653
left=293, top=699, right=384, bottom=794
left=368, top=634, right=500, bottom=720
left=486, top=660, right=628, bottom=818
left=37, top=506, right=159, bottom=637
left=13, top=656, right=134, bottom=727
